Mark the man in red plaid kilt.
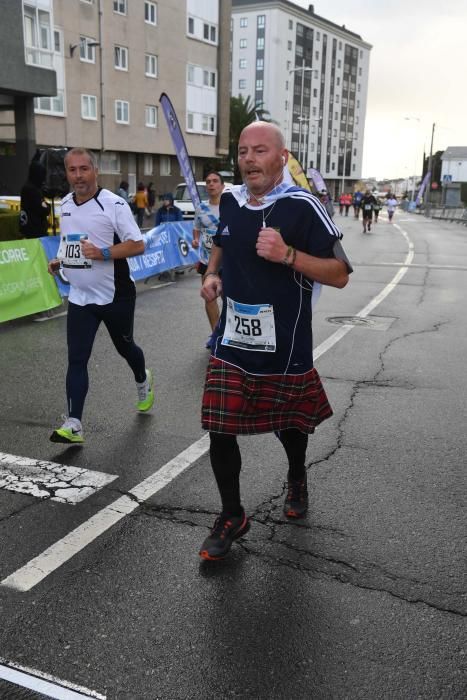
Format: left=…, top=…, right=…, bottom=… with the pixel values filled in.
left=198, top=122, right=352, bottom=560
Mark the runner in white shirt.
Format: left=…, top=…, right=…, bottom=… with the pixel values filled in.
left=48, top=148, right=154, bottom=444
left=192, top=172, right=224, bottom=348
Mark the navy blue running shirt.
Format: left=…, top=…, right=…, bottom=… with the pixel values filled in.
left=210, top=188, right=349, bottom=375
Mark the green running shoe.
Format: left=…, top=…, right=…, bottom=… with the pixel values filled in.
left=50, top=417, right=84, bottom=444
left=136, top=368, right=154, bottom=412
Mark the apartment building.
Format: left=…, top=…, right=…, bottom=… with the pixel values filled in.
left=0, top=0, right=57, bottom=194
left=0, top=0, right=231, bottom=196
left=231, top=0, right=371, bottom=195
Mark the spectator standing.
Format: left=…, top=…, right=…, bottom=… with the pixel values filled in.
left=318, top=189, right=335, bottom=218
left=192, top=171, right=224, bottom=349
left=146, top=182, right=156, bottom=212
left=19, top=160, right=51, bottom=238
left=133, top=182, right=148, bottom=228
left=338, top=192, right=346, bottom=216
left=353, top=190, right=363, bottom=219
left=343, top=192, right=352, bottom=216
left=47, top=148, right=154, bottom=444
left=155, top=193, right=183, bottom=225
left=198, top=121, right=351, bottom=561
left=116, top=180, right=129, bottom=203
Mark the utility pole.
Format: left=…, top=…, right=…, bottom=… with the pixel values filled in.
left=424, top=122, right=435, bottom=213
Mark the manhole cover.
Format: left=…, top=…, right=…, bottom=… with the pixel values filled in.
left=326, top=315, right=396, bottom=331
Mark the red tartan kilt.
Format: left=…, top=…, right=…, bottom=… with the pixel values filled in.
left=202, top=357, right=333, bottom=435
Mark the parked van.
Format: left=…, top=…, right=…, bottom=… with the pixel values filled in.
left=174, top=182, right=208, bottom=219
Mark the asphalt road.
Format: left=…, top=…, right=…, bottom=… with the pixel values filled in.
left=0, top=210, right=465, bottom=699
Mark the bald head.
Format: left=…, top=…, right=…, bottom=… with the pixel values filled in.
left=238, top=121, right=288, bottom=197
left=240, top=121, right=285, bottom=149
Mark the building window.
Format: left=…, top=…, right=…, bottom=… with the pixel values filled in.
left=145, top=105, right=158, bottom=127
left=239, top=58, right=247, bottom=69
left=144, top=155, right=153, bottom=175
left=35, top=91, right=65, bottom=116
left=113, top=0, right=127, bottom=15
left=288, top=19, right=293, bottom=30
left=114, top=45, right=128, bottom=70
left=257, top=58, right=264, bottom=70
left=160, top=155, right=171, bottom=176
left=287, top=40, right=292, bottom=50
left=257, top=37, right=264, bottom=49
left=317, top=31, right=320, bottom=40
left=81, top=94, right=97, bottom=120
left=256, top=79, right=263, bottom=90
left=115, top=99, right=129, bottom=124
left=144, top=1, right=157, bottom=25
left=99, top=152, right=120, bottom=173
left=187, top=65, right=195, bottom=83
left=79, top=36, right=96, bottom=63
left=315, top=50, right=319, bottom=60
left=187, top=113, right=194, bottom=130
left=203, top=22, right=217, bottom=43
left=145, top=53, right=158, bottom=77
left=239, top=79, right=246, bottom=89
left=202, top=115, right=216, bottom=133
left=257, top=15, right=265, bottom=27
left=240, top=17, right=248, bottom=27
left=338, top=41, right=342, bottom=50
left=187, top=16, right=194, bottom=35
left=240, top=38, right=247, bottom=48
left=23, top=5, right=53, bottom=67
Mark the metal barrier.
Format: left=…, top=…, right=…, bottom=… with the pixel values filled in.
left=428, top=207, right=467, bottom=225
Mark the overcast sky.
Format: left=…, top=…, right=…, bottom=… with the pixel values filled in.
left=294, top=0, right=467, bottom=179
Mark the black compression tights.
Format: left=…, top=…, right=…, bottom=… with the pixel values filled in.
left=209, top=429, right=309, bottom=515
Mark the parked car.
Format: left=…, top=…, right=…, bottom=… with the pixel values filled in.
left=174, top=182, right=208, bottom=219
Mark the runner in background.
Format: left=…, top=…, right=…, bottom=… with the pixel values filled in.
left=192, top=171, right=224, bottom=349
left=386, top=195, right=398, bottom=223
left=361, top=190, right=377, bottom=233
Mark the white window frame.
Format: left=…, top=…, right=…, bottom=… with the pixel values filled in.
left=113, top=0, right=127, bottom=15
left=115, top=99, right=130, bottom=124
left=160, top=155, right=171, bottom=176
left=239, top=38, right=247, bottom=49
left=144, top=1, right=157, bottom=25
left=201, top=114, right=216, bottom=134
left=187, top=113, right=194, bottom=131
left=240, top=17, right=248, bottom=27
left=239, top=79, right=246, bottom=89
left=145, top=53, right=158, bottom=78
left=239, top=58, right=247, bottom=69
left=257, top=15, right=265, bottom=27
left=81, top=94, right=97, bottom=120
left=99, top=152, right=120, bottom=174
left=143, top=155, right=153, bottom=176
left=79, top=36, right=96, bottom=63
left=145, top=105, right=158, bottom=128
left=114, top=45, right=128, bottom=71
left=187, top=16, right=195, bottom=35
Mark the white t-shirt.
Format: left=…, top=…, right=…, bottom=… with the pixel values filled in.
left=386, top=197, right=398, bottom=212
left=58, top=188, right=143, bottom=305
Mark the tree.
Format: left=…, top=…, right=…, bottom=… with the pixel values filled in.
left=229, top=95, right=271, bottom=183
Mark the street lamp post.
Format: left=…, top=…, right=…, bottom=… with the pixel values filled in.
left=424, top=122, right=436, bottom=213
left=404, top=116, right=421, bottom=202
left=287, top=60, right=313, bottom=165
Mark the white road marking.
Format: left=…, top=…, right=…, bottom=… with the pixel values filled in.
left=1, top=224, right=414, bottom=592
left=314, top=225, right=413, bottom=360
left=0, top=453, right=117, bottom=504
left=1, top=435, right=209, bottom=591
left=34, top=310, right=68, bottom=322
left=0, top=658, right=105, bottom=699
